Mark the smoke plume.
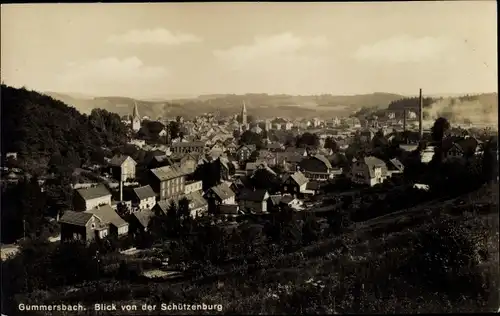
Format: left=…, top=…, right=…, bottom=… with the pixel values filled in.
left=423, top=94, right=498, bottom=128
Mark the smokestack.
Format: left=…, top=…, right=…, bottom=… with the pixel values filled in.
left=419, top=88, right=423, bottom=140
left=119, top=180, right=123, bottom=202
left=403, top=108, right=407, bottom=132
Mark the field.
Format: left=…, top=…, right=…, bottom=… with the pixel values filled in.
left=24, top=184, right=499, bottom=315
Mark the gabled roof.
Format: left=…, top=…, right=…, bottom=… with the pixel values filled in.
left=362, top=156, right=388, bottom=178
left=312, top=154, right=333, bottom=169
left=85, top=204, right=128, bottom=228
left=283, top=171, right=308, bottom=186
left=238, top=189, right=269, bottom=202
left=269, top=195, right=282, bottom=206
left=208, top=182, right=235, bottom=201
left=154, top=200, right=170, bottom=214
left=76, top=184, right=111, bottom=201
left=133, top=209, right=155, bottom=228
left=388, top=158, right=405, bottom=172
left=185, top=191, right=208, bottom=210
left=150, top=165, right=183, bottom=181
left=59, top=211, right=94, bottom=227
left=109, top=155, right=136, bottom=167
left=133, top=185, right=156, bottom=200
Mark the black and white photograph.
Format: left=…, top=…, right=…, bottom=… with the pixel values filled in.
left=1, top=2, right=498, bottom=315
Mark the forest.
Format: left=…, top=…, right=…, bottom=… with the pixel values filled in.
left=1, top=85, right=129, bottom=173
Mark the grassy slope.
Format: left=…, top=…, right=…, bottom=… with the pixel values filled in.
left=34, top=184, right=499, bottom=315
left=45, top=93, right=406, bottom=119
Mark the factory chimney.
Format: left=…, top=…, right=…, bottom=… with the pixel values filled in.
left=403, top=108, right=407, bottom=132
left=119, top=180, right=123, bottom=202
left=419, top=88, right=423, bottom=140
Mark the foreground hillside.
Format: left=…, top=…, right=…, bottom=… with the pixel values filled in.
left=0, top=85, right=128, bottom=171
left=4, top=183, right=498, bottom=315
left=45, top=92, right=406, bottom=119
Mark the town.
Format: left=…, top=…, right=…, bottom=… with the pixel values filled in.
left=1, top=2, right=498, bottom=315
left=1, top=83, right=498, bottom=314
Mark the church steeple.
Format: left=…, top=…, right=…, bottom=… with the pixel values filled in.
left=241, top=101, right=247, bottom=126
left=133, top=101, right=140, bottom=119
left=131, top=101, right=141, bottom=132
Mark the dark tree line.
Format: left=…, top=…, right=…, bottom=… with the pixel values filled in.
left=1, top=85, right=129, bottom=172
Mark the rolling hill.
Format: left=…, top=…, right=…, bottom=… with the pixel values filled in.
left=44, top=92, right=407, bottom=120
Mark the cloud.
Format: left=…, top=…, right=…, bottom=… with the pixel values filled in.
left=108, top=28, right=203, bottom=45
left=213, top=33, right=329, bottom=71
left=354, top=35, right=451, bottom=63
left=56, top=57, right=169, bottom=95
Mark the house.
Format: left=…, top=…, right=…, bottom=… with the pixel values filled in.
left=266, top=142, right=284, bottom=152
left=298, top=154, right=333, bottom=181
left=204, top=182, right=236, bottom=206
left=109, top=155, right=137, bottom=182
left=132, top=185, right=157, bottom=210
left=237, top=189, right=269, bottom=213
left=229, top=177, right=251, bottom=195
left=59, top=211, right=104, bottom=243
left=267, top=195, right=283, bottom=212
left=251, top=163, right=277, bottom=179
left=129, top=209, right=155, bottom=233
left=445, top=137, right=479, bottom=161
left=184, top=191, right=209, bottom=217
left=85, top=204, right=129, bottom=237
left=279, top=195, right=303, bottom=210
left=420, top=145, right=435, bottom=164
left=6, top=152, right=17, bottom=160
left=171, top=141, right=205, bottom=154
left=179, top=153, right=201, bottom=175
left=387, top=158, right=405, bottom=176
left=148, top=155, right=173, bottom=169
left=236, top=144, right=257, bottom=162
left=358, top=129, right=377, bottom=143
left=74, top=185, right=112, bottom=212
left=218, top=157, right=232, bottom=180
left=149, top=165, right=186, bottom=200
left=284, top=147, right=308, bottom=156
left=281, top=171, right=309, bottom=197
left=154, top=191, right=208, bottom=218
left=349, top=156, right=389, bottom=187
left=304, top=181, right=321, bottom=195
left=152, top=200, right=170, bottom=216
left=184, top=180, right=203, bottom=195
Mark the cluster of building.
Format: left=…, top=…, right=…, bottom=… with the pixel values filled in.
left=0, top=93, right=484, bottom=245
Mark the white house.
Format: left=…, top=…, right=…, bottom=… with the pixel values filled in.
left=238, top=189, right=269, bottom=213
left=349, top=156, right=389, bottom=187
left=132, top=185, right=157, bottom=210
left=74, top=185, right=112, bottom=211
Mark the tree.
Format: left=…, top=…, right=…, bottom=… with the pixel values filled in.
left=324, top=137, right=338, bottom=152
left=168, top=121, right=181, bottom=139
left=233, top=129, right=241, bottom=139
left=431, top=117, right=451, bottom=143
left=371, top=130, right=388, bottom=148
left=239, top=130, right=264, bottom=148
left=296, top=133, right=320, bottom=148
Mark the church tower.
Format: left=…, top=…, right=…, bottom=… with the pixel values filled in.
left=241, top=101, right=247, bottom=126
left=131, top=101, right=141, bottom=132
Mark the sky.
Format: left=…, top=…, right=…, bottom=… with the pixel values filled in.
left=1, top=2, right=497, bottom=98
